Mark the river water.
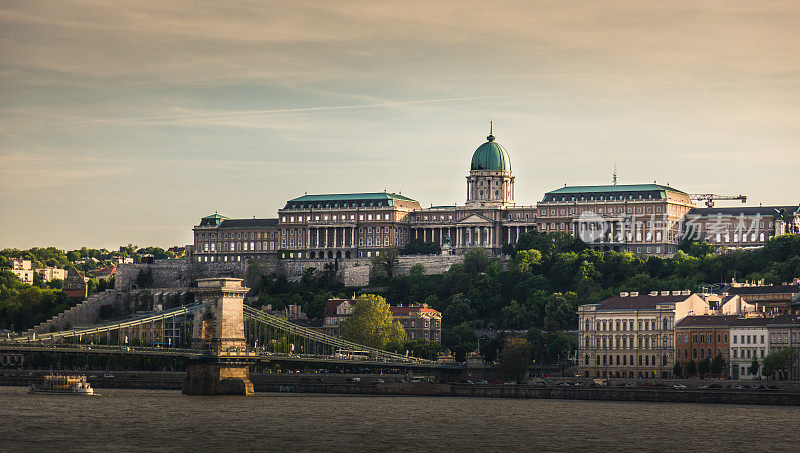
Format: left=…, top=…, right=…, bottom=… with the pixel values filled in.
left=2, top=386, right=798, bottom=452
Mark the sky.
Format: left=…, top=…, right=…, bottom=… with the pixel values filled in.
left=1, top=1, right=799, bottom=250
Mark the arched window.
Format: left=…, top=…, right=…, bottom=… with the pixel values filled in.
left=663, top=318, right=669, bottom=331
left=596, top=356, right=600, bottom=366
left=616, top=355, right=620, bottom=365
left=663, top=355, right=668, bottom=366
left=623, top=355, right=627, bottom=365
left=645, top=355, right=649, bottom=366
left=585, top=354, right=589, bottom=365
left=639, top=355, right=643, bottom=366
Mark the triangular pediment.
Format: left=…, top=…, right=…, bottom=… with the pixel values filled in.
left=457, top=213, right=494, bottom=224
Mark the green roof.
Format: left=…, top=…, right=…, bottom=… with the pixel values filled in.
left=546, top=184, right=686, bottom=195
left=283, top=192, right=419, bottom=210
left=288, top=192, right=417, bottom=203
left=471, top=135, right=511, bottom=172
left=198, top=213, right=230, bottom=227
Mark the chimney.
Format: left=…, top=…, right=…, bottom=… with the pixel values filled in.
left=630, top=292, right=639, bottom=297
left=671, top=291, right=681, bottom=296
left=649, top=291, right=658, bottom=296
left=660, top=291, right=670, bottom=296
left=620, top=292, right=629, bottom=297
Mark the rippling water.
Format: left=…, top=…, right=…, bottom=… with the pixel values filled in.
left=1, top=386, right=798, bottom=452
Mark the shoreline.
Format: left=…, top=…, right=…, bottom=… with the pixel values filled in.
left=3, top=371, right=799, bottom=405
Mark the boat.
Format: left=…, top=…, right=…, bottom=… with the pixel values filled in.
left=29, top=374, right=95, bottom=395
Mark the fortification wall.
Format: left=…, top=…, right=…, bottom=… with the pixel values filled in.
left=114, top=254, right=461, bottom=294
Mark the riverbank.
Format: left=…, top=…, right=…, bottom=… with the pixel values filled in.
left=2, top=370, right=799, bottom=405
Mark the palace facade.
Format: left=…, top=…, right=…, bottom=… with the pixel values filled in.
left=189, top=128, right=799, bottom=263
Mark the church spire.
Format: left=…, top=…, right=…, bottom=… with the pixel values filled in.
left=487, top=119, right=495, bottom=142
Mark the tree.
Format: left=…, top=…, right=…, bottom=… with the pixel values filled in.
left=698, top=357, right=711, bottom=377
left=711, top=353, right=725, bottom=377
left=463, top=248, right=489, bottom=274
left=500, top=300, right=529, bottom=330
left=409, top=263, right=425, bottom=276
left=749, top=359, right=760, bottom=377
left=762, top=347, right=797, bottom=379
left=498, top=337, right=533, bottom=383
left=686, top=359, right=697, bottom=377
left=673, top=361, right=683, bottom=378
left=543, top=292, right=578, bottom=331
left=397, top=339, right=443, bottom=360
left=442, top=322, right=477, bottom=362
left=513, top=249, right=542, bottom=273
left=339, top=294, right=405, bottom=349
left=372, top=247, right=399, bottom=278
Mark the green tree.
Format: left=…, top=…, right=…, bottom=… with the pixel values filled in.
left=442, top=322, right=477, bottom=362
left=513, top=249, right=542, bottom=273
left=543, top=292, right=578, bottom=331
left=499, top=337, right=533, bottom=382
left=710, top=353, right=725, bottom=377
left=762, top=347, right=797, bottom=379
left=339, top=294, right=405, bottom=349
left=749, top=359, right=760, bottom=377
left=673, top=361, right=683, bottom=378
left=397, top=339, right=443, bottom=360
left=698, top=357, right=711, bottom=377
left=409, top=263, right=426, bottom=276
left=686, top=359, right=697, bottom=377
left=500, top=300, right=529, bottom=330
left=463, top=248, right=489, bottom=274
left=372, top=247, right=399, bottom=278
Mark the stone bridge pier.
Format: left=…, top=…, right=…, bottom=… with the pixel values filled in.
left=182, top=278, right=256, bottom=396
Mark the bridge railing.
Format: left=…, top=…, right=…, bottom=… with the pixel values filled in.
left=1, top=301, right=214, bottom=343
left=243, top=305, right=435, bottom=365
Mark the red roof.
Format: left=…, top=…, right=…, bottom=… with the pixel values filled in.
left=390, top=305, right=441, bottom=317
left=730, top=317, right=774, bottom=327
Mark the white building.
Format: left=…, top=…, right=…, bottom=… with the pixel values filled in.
left=729, top=317, right=770, bottom=380
left=9, top=259, right=34, bottom=285
left=36, top=267, right=67, bottom=282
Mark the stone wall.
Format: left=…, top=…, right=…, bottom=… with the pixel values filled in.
left=28, top=288, right=193, bottom=334
left=114, top=254, right=463, bottom=293
left=115, top=261, right=250, bottom=290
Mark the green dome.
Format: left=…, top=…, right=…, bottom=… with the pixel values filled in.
left=471, top=134, right=511, bottom=171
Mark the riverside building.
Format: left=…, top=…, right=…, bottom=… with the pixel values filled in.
left=577, top=291, right=711, bottom=379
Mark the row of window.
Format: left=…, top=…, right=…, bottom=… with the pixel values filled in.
left=586, top=334, right=669, bottom=350
left=584, top=318, right=671, bottom=332
left=540, top=205, right=665, bottom=217
left=586, top=353, right=668, bottom=367
left=197, top=231, right=274, bottom=241
left=281, top=213, right=395, bottom=222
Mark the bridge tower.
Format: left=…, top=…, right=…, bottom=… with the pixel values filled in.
left=182, top=278, right=255, bottom=396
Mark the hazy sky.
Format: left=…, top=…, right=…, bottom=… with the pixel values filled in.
left=2, top=1, right=799, bottom=250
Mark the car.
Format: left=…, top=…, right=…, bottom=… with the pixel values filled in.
left=573, top=382, right=584, bottom=387
left=672, top=384, right=687, bottom=390
left=346, top=377, right=361, bottom=383
left=475, top=379, right=488, bottom=385
left=373, top=378, right=385, bottom=384
left=558, top=381, right=572, bottom=387
left=697, top=384, right=710, bottom=390
left=103, top=373, right=115, bottom=379
left=731, top=384, right=748, bottom=390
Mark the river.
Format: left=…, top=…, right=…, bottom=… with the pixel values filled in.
left=1, top=386, right=798, bottom=452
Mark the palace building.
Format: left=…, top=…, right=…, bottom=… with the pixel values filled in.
left=191, top=130, right=539, bottom=262
left=190, top=128, right=799, bottom=263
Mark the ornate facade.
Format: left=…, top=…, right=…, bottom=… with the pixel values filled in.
left=189, top=128, right=799, bottom=263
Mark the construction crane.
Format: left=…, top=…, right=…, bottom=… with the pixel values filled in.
left=690, top=193, right=747, bottom=208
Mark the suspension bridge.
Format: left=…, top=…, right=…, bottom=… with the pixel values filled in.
left=0, top=278, right=461, bottom=394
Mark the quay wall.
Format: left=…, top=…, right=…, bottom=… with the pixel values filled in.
left=3, top=370, right=800, bottom=405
